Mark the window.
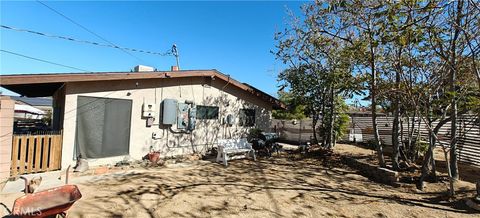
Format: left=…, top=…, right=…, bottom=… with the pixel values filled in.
left=196, top=105, right=219, bottom=119
left=239, top=109, right=255, bottom=127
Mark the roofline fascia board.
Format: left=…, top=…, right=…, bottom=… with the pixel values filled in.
left=0, top=70, right=286, bottom=109
left=0, top=70, right=214, bottom=85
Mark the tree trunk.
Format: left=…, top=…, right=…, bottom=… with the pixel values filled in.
left=417, top=116, right=453, bottom=189
left=392, top=62, right=401, bottom=170
left=418, top=125, right=439, bottom=190
left=427, top=98, right=437, bottom=182
left=443, top=146, right=456, bottom=196
left=328, top=87, right=335, bottom=149
left=392, top=103, right=400, bottom=169
left=448, top=0, right=463, bottom=181
left=413, top=112, right=422, bottom=162
left=400, top=117, right=404, bottom=149
left=429, top=144, right=437, bottom=181
left=418, top=139, right=434, bottom=190
left=369, top=41, right=385, bottom=167
left=312, top=112, right=318, bottom=144
left=408, top=111, right=417, bottom=161
left=321, top=92, right=327, bottom=147
left=449, top=77, right=459, bottom=180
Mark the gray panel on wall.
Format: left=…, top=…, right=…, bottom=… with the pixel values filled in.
left=75, top=96, right=132, bottom=159
left=162, top=99, right=177, bottom=125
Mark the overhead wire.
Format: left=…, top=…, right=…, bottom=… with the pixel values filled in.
left=0, top=49, right=92, bottom=72
left=3, top=2, right=178, bottom=118
left=36, top=0, right=155, bottom=63
left=0, top=49, right=144, bottom=120
left=1, top=25, right=173, bottom=57
left=2, top=2, right=178, bottom=121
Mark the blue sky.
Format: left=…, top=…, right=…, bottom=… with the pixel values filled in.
left=0, top=1, right=307, bottom=97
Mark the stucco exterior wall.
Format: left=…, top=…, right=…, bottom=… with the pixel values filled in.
left=0, top=96, right=15, bottom=179
left=60, top=77, right=272, bottom=168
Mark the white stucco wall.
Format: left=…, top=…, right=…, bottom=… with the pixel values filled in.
left=60, top=77, right=272, bottom=168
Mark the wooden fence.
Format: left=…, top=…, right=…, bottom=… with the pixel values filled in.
left=10, top=132, right=63, bottom=176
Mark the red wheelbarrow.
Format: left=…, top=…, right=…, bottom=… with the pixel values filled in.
left=9, top=166, right=82, bottom=218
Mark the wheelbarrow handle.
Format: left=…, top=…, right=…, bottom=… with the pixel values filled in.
left=19, top=176, right=30, bottom=194
left=66, top=165, right=71, bottom=185
left=18, top=165, right=71, bottom=195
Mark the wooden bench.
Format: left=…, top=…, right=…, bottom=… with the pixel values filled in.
left=216, top=138, right=256, bottom=166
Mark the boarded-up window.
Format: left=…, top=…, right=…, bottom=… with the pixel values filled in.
left=75, top=96, right=132, bottom=159
left=196, top=105, right=219, bottom=119
left=239, top=109, right=255, bottom=127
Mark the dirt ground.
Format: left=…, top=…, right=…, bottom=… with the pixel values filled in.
left=2, top=143, right=479, bottom=218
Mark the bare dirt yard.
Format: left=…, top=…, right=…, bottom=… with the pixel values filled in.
left=2, top=143, right=479, bottom=218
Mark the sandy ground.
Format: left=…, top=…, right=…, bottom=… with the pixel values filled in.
left=1, top=143, right=479, bottom=218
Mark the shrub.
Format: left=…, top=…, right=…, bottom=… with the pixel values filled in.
left=365, top=138, right=385, bottom=150
left=415, top=140, right=429, bottom=155
left=247, top=128, right=263, bottom=141
left=366, top=139, right=377, bottom=150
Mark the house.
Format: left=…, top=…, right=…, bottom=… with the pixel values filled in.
left=0, top=67, right=285, bottom=174
left=11, top=96, right=52, bottom=115
left=12, top=102, right=46, bottom=120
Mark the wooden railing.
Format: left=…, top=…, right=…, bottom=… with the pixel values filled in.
left=11, top=131, right=63, bottom=176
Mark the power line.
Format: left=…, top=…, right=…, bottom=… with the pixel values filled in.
left=0, top=49, right=140, bottom=120
left=0, top=49, right=91, bottom=72
left=1, top=25, right=172, bottom=56
left=36, top=0, right=149, bottom=63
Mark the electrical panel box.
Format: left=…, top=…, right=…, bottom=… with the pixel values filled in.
left=188, top=106, right=196, bottom=131
left=162, top=99, right=177, bottom=125
left=177, top=103, right=189, bottom=129
left=143, top=102, right=156, bottom=118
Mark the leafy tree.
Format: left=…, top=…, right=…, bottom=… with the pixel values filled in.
left=272, top=91, right=307, bottom=120
left=275, top=0, right=479, bottom=196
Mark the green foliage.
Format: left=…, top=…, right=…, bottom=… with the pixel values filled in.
left=365, top=139, right=378, bottom=150
left=41, top=110, right=52, bottom=125
left=365, top=138, right=386, bottom=150
left=272, top=91, right=307, bottom=120
left=335, top=114, right=350, bottom=140
left=333, top=97, right=350, bottom=141
left=247, top=128, right=263, bottom=141
left=415, top=140, right=429, bottom=155
left=275, top=0, right=480, bottom=156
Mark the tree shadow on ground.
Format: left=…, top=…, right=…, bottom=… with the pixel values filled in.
left=70, top=151, right=478, bottom=217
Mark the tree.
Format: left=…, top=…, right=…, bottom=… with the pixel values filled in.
left=274, top=3, right=362, bottom=148
left=272, top=91, right=307, bottom=120
left=295, top=0, right=391, bottom=166
left=275, top=0, right=480, bottom=196
left=407, top=1, right=480, bottom=195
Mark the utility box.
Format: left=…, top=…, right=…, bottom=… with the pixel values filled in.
left=142, top=102, right=156, bottom=118
left=162, top=99, right=177, bottom=125
left=188, top=106, right=196, bottom=131
left=177, top=103, right=189, bottom=129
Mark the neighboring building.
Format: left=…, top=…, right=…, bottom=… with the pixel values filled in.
left=11, top=96, right=52, bottom=120
left=12, top=103, right=46, bottom=120
left=0, top=68, right=285, bottom=170
left=2, top=96, right=52, bottom=134
left=11, top=96, right=52, bottom=113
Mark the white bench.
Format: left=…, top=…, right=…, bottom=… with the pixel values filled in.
left=216, top=138, right=256, bottom=166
